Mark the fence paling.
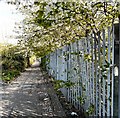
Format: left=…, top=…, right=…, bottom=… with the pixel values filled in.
left=67, top=45, right=70, bottom=102
left=91, top=36, right=95, bottom=106
left=98, top=32, right=102, bottom=116
left=94, top=33, right=98, bottom=116
left=89, top=40, right=92, bottom=102
left=77, top=39, right=83, bottom=109
left=111, top=25, right=114, bottom=116
left=76, top=40, right=81, bottom=109
left=102, top=29, right=106, bottom=116
left=107, top=27, right=111, bottom=116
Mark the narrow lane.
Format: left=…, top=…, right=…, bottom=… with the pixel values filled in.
left=0, top=66, right=65, bottom=118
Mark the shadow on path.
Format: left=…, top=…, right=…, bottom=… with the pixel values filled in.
left=1, top=67, right=66, bottom=118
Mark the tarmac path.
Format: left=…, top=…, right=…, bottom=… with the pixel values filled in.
left=0, top=61, right=65, bottom=118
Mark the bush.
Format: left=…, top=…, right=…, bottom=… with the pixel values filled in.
left=1, top=45, right=26, bottom=82
left=2, top=70, right=20, bottom=82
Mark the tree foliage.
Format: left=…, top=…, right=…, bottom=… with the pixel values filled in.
left=7, top=0, right=120, bottom=57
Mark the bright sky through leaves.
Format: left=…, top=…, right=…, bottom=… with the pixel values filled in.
left=0, top=1, right=23, bottom=44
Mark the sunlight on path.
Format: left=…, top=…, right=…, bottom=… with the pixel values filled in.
left=31, top=60, right=40, bottom=68
left=0, top=67, right=65, bottom=117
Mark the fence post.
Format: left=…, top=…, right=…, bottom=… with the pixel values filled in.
left=118, top=16, right=120, bottom=118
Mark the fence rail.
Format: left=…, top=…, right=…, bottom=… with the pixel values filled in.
left=43, top=25, right=118, bottom=116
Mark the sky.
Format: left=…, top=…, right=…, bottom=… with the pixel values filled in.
left=0, top=1, right=24, bottom=44
left=0, top=0, right=118, bottom=45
